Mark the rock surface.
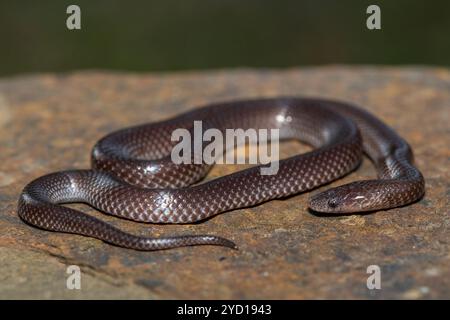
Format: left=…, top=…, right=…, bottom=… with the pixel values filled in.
left=0, top=67, right=449, bottom=299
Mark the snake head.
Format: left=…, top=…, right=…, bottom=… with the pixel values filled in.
left=309, top=181, right=379, bottom=213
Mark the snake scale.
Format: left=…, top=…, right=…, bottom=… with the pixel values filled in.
left=18, top=97, right=425, bottom=250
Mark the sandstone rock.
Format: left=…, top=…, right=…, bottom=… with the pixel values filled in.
left=0, top=67, right=449, bottom=299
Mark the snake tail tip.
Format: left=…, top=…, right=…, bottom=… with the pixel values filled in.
left=223, top=240, right=238, bottom=250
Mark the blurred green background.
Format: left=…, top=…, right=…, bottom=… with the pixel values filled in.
left=1, top=0, right=449, bottom=76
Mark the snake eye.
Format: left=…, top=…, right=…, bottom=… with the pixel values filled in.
left=327, top=199, right=338, bottom=208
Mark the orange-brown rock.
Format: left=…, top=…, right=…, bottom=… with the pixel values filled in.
left=0, top=67, right=448, bottom=299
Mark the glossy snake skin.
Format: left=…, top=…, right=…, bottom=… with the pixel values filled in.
left=18, top=98, right=425, bottom=250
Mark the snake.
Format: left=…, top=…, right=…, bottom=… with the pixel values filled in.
left=18, top=97, right=425, bottom=251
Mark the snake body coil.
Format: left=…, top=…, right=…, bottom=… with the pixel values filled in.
left=18, top=98, right=425, bottom=250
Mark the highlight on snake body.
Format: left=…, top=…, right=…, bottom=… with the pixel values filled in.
left=18, top=97, right=425, bottom=251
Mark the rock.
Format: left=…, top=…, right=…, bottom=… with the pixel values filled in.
left=0, top=67, right=449, bottom=299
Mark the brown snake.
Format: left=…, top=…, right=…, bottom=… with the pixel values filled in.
left=18, top=97, right=425, bottom=250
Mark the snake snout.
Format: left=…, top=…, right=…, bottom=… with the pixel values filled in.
left=310, top=181, right=381, bottom=214
left=309, top=189, right=343, bottom=213
left=309, top=185, right=361, bottom=214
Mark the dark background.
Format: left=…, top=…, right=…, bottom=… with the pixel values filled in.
left=0, top=0, right=449, bottom=76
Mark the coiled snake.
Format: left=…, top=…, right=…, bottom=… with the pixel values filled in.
left=18, top=98, right=425, bottom=250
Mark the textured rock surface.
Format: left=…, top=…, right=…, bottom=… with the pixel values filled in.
left=0, top=67, right=449, bottom=299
